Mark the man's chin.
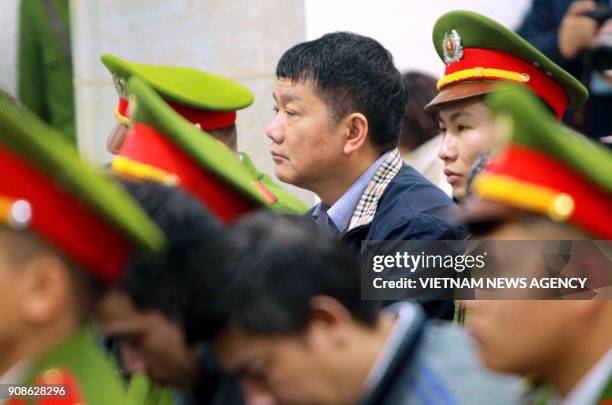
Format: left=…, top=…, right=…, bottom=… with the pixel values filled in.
left=274, top=168, right=295, bottom=185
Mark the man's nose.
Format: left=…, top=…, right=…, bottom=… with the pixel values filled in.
left=266, top=114, right=284, bottom=144
left=243, top=380, right=278, bottom=405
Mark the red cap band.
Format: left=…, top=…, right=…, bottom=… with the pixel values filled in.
left=484, top=145, right=612, bottom=239
left=118, top=123, right=256, bottom=223
left=0, top=146, right=133, bottom=284
left=117, top=97, right=129, bottom=118
left=443, top=48, right=568, bottom=119
left=116, top=98, right=237, bottom=131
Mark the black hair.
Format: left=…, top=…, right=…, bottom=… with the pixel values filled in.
left=276, top=32, right=407, bottom=152
left=120, top=180, right=224, bottom=321
left=185, top=212, right=381, bottom=343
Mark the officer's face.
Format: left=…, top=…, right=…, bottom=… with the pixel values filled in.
left=437, top=98, right=494, bottom=201
left=0, top=230, right=26, bottom=371
left=266, top=78, right=346, bottom=191
left=467, top=300, right=601, bottom=378
left=96, top=289, right=199, bottom=390
left=0, top=228, right=79, bottom=375
left=465, top=220, right=611, bottom=378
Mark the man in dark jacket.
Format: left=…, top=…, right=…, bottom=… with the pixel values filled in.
left=266, top=32, right=466, bottom=318
left=516, top=0, right=612, bottom=142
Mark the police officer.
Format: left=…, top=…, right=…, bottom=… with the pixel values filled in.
left=0, top=90, right=165, bottom=404
left=426, top=10, right=588, bottom=202
left=463, top=87, right=612, bottom=404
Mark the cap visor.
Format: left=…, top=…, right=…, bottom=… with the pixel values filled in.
left=425, top=81, right=500, bottom=110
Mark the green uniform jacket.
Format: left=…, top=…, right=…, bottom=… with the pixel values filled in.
left=18, top=0, right=76, bottom=144
left=530, top=374, right=611, bottom=404
left=15, top=328, right=125, bottom=404
left=125, top=373, right=175, bottom=405
left=240, top=152, right=308, bottom=215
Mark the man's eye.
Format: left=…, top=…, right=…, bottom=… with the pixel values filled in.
left=438, top=127, right=447, bottom=135
left=457, top=124, right=470, bottom=131
left=272, top=106, right=279, bottom=113
left=286, top=110, right=297, bottom=117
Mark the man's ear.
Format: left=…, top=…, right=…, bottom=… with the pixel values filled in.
left=565, top=243, right=612, bottom=299
left=20, top=255, right=74, bottom=325
left=306, top=295, right=354, bottom=348
left=343, top=113, right=369, bottom=155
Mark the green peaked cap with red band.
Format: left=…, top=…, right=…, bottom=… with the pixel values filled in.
left=113, top=77, right=274, bottom=223
left=0, top=91, right=166, bottom=284
left=101, top=53, right=254, bottom=131
left=473, top=86, right=612, bottom=239
left=101, top=53, right=254, bottom=111
left=428, top=10, right=588, bottom=119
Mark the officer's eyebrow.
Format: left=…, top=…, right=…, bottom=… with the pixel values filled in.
left=449, top=111, right=474, bottom=123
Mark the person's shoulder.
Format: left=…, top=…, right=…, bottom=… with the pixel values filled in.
left=26, top=331, right=126, bottom=404
left=383, top=164, right=454, bottom=208
left=369, top=165, right=466, bottom=240
left=413, top=321, right=524, bottom=404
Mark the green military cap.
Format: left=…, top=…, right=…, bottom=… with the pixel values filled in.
left=101, top=53, right=253, bottom=128
left=0, top=91, right=166, bottom=284
left=467, top=86, right=612, bottom=239
left=112, top=76, right=275, bottom=223
left=427, top=10, right=588, bottom=119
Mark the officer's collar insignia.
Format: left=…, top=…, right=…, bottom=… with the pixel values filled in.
left=443, top=29, right=464, bottom=64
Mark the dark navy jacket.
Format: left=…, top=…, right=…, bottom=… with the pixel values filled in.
left=309, top=164, right=468, bottom=320
left=340, top=164, right=466, bottom=249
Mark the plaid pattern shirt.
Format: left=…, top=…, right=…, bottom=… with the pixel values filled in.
left=312, top=150, right=391, bottom=236
left=348, top=148, right=403, bottom=232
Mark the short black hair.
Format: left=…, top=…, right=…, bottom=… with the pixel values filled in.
left=120, top=180, right=224, bottom=321
left=276, top=32, right=407, bottom=152
left=185, top=212, right=381, bottom=343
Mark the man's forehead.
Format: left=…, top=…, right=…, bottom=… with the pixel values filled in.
left=274, top=78, right=316, bottom=100
left=213, top=329, right=269, bottom=371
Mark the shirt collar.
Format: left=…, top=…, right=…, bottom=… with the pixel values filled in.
left=560, top=348, right=612, bottom=405
left=312, top=150, right=392, bottom=235
left=0, top=360, right=28, bottom=385
left=362, top=303, right=423, bottom=397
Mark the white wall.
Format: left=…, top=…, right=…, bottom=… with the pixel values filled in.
left=0, top=0, right=19, bottom=95
left=305, top=0, right=531, bottom=77
left=70, top=0, right=313, bottom=203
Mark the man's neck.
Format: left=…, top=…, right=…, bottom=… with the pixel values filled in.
left=0, top=321, right=79, bottom=378
left=544, top=337, right=611, bottom=397
left=336, top=313, right=396, bottom=403
left=315, top=149, right=382, bottom=206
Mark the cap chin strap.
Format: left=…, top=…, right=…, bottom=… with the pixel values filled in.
left=438, top=67, right=530, bottom=90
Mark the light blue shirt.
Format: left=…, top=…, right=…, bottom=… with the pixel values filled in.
left=312, top=150, right=392, bottom=236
